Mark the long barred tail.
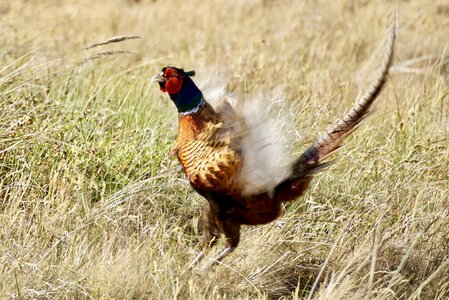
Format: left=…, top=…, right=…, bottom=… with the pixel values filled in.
left=273, top=14, right=397, bottom=202
left=301, top=13, right=396, bottom=165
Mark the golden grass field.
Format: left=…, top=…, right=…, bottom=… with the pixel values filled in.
left=1, top=0, right=448, bottom=299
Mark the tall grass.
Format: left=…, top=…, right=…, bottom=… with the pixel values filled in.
left=1, top=0, right=448, bottom=299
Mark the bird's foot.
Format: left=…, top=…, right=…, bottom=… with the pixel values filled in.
left=201, top=246, right=236, bottom=271
left=184, top=251, right=205, bottom=273
left=182, top=251, right=205, bottom=274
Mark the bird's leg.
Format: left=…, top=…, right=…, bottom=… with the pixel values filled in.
left=202, top=221, right=240, bottom=270
left=187, top=203, right=220, bottom=270
left=206, top=246, right=236, bottom=266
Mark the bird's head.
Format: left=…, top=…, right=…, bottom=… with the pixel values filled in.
left=151, top=66, right=203, bottom=114
left=151, top=66, right=196, bottom=94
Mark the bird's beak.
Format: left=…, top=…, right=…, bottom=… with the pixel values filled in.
left=151, top=73, right=167, bottom=83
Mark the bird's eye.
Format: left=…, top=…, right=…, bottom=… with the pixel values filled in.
left=172, top=73, right=178, bottom=78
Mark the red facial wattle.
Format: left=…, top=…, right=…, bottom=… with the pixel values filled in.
left=165, top=77, right=183, bottom=94
left=161, top=68, right=184, bottom=95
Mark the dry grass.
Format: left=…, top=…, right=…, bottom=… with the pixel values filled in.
left=1, top=0, right=448, bottom=299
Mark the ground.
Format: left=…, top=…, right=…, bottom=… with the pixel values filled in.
left=0, top=0, right=448, bottom=299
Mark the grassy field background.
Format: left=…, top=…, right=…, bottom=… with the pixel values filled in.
left=1, top=0, right=448, bottom=299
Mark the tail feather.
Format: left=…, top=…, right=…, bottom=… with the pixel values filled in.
left=274, top=13, right=397, bottom=201
left=302, top=13, right=396, bottom=165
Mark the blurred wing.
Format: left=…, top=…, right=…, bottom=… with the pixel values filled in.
left=234, top=91, right=294, bottom=195
left=197, top=74, right=295, bottom=197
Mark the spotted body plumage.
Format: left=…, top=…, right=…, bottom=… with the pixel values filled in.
left=176, top=101, right=243, bottom=196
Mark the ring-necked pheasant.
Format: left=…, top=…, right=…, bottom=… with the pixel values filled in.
left=151, top=17, right=396, bottom=269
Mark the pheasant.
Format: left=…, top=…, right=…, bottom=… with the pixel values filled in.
left=151, top=18, right=396, bottom=269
